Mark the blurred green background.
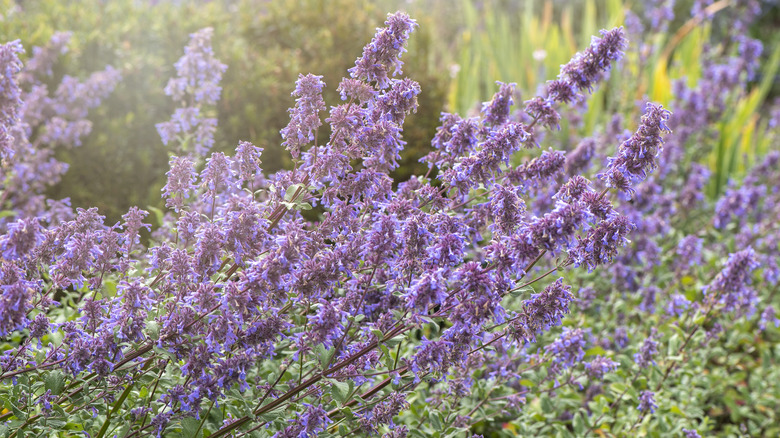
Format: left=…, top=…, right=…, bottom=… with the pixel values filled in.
left=0, top=0, right=777, bottom=224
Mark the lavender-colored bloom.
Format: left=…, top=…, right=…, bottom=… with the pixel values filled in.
left=637, top=390, right=658, bottom=413
left=554, top=176, right=592, bottom=203
left=1, top=217, right=44, bottom=261
left=157, top=28, right=225, bottom=155
left=639, top=285, right=659, bottom=314
left=398, top=214, right=431, bottom=271
left=200, top=152, right=235, bottom=201
left=360, top=118, right=406, bottom=172
left=522, top=200, right=589, bottom=253
left=577, top=286, right=597, bottom=310
left=549, top=27, right=627, bottom=102
left=682, top=429, right=702, bottom=438
left=426, top=215, right=467, bottom=268
left=223, top=201, right=268, bottom=265
left=276, top=403, right=331, bottom=438
left=20, top=32, right=71, bottom=82
left=489, top=183, right=526, bottom=235
left=600, top=103, right=672, bottom=198
left=583, top=192, right=616, bottom=221
left=308, top=300, right=347, bottom=347
left=163, top=28, right=227, bottom=105
left=193, top=222, right=225, bottom=278
left=482, top=82, right=515, bottom=127
left=706, top=248, right=760, bottom=314
left=677, top=163, right=710, bottom=209
left=234, top=140, right=263, bottom=186
left=52, top=66, right=122, bottom=120
left=713, top=184, right=765, bottom=229
left=359, top=393, right=409, bottom=433
left=646, top=0, right=676, bottom=33
left=370, top=77, right=420, bottom=124
left=162, top=156, right=197, bottom=211
left=524, top=96, right=560, bottom=130
left=571, top=213, right=635, bottom=272
left=676, top=235, right=703, bottom=268
left=613, top=327, right=630, bottom=350
left=565, top=137, right=596, bottom=176
left=665, top=294, right=691, bottom=317
left=404, top=271, right=448, bottom=312
left=150, top=411, right=173, bottom=438
left=0, top=275, right=35, bottom=336
left=428, top=114, right=480, bottom=167
left=584, top=356, right=619, bottom=379
left=28, top=312, right=50, bottom=340
left=337, top=77, right=376, bottom=103
left=759, top=306, right=780, bottom=331
left=450, top=261, right=504, bottom=329
left=281, top=74, right=326, bottom=159
left=634, top=329, right=659, bottom=368
left=121, top=207, right=150, bottom=253
left=512, top=278, right=574, bottom=343
left=507, top=149, right=566, bottom=185
left=737, top=35, right=763, bottom=81
left=544, top=328, right=586, bottom=368
left=1, top=39, right=24, bottom=159
left=349, top=12, right=418, bottom=89
left=410, top=337, right=456, bottom=379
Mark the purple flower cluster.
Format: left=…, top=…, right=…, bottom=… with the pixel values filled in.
left=156, top=28, right=226, bottom=156
left=0, top=39, right=24, bottom=159
left=600, top=103, right=672, bottom=198
left=1, top=33, right=120, bottom=230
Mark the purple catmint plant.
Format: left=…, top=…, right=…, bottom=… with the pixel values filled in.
left=11, top=10, right=763, bottom=437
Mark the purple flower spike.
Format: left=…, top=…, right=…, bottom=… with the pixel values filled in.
left=281, top=73, right=326, bottom=159
left=600, top=102, right=672, bottom=198
left=349, top=12, right=418, bottom=89
left=0, top=39, right=24, bottom=159
left=706, top=248, right=760, bottom=316
left=571, top=212, right=635, bottom=272
left=482, top=81, right=516, bottom=127
left=584, top=356, right=620, bottom=379
left=549, top=27, right=627, bottom=102
left=634, top=328, right=659, bottom=368
left=162, top=156, right=197, bottom=212
left=512, top=278, right=575, bottom=343
left=637, top=390, right=658, bottom=413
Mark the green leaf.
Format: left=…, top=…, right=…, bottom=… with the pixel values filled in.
left=573, top=412, right=585, bottom=435
left=3, top=400, right=23, bottom=419
left=0, top=210, right=18, bottom=219
left=668, top=334, right=681, bottom=355
left=45, top=370, right=66, bottom=395
left=284, top=183, right=304, bottom=201
left=315, top=344, right=335, bottom=369
left=384, top=335, right=404, bottom=348
left=180, top=417, right=202, bottom=437
left=329, top=379, right=352, bottom=405
left=585, top=346, right=607, bottom=357
left=541, top=395, right=554, bottom=413
left=430, top=411, right=443, bottom=430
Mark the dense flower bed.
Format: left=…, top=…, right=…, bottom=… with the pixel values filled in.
left=1, top=5, right=778, bottom=438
